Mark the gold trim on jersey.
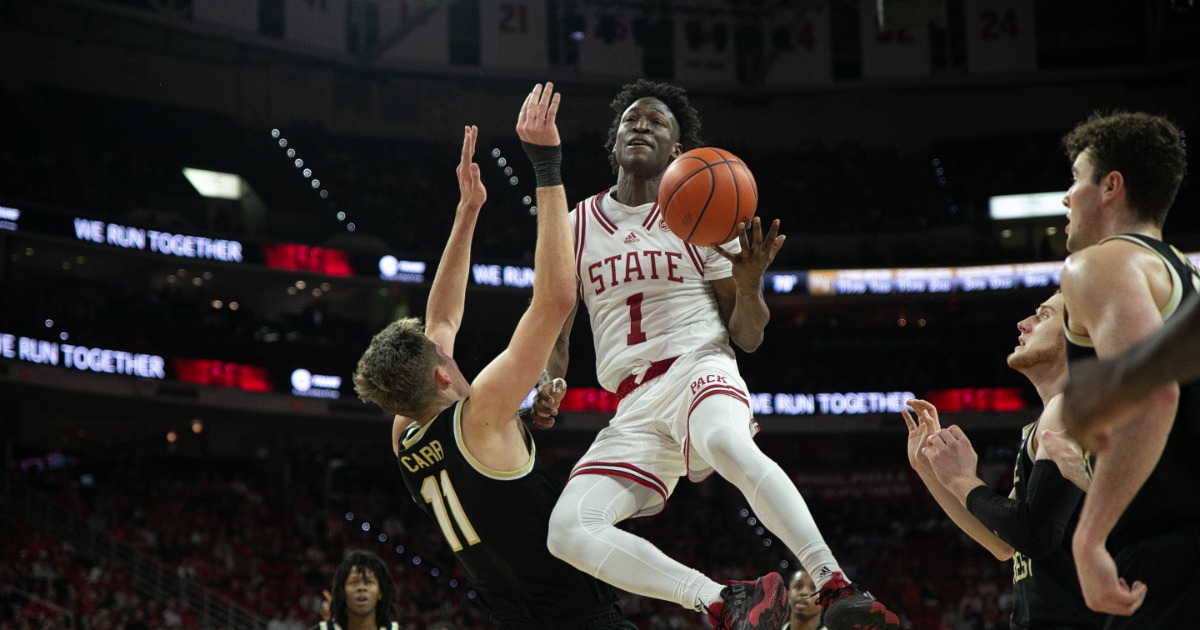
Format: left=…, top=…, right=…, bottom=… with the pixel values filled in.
left=1064, top=235, right=1193, bottom=348
left=1022, top=419, right=1038, bottom=463
left=400, top=411, right=442, bottom=451
left=453, top=401, right=536, bottom=480
left=1017, top=415, right=1094, bottom=485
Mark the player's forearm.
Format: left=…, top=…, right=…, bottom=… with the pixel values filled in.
left=1074, top=387, right=1177, bottom=548
left=546, top=301, right=576, bottom=380
left=425, top=205, right=480, bottom=330
left=726, top=286, right=769, bottom=352
left=1118, top=292, right=1200, bottom=395
left=917, top=468, right=1013, bottom=561
left=529, top=185, right=575, bottom=317
left=966, top=462, right=1082, bottom=559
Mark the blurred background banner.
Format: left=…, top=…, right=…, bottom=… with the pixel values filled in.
left=193, top=0, right=261, bottom=32
left=761, top=1, right=834, bottom=87
left=285, top=0, right=349, bottom=53
left=480, top=0, right=549, bottom=71
left=860, top=0, right=932, bottom=79
left=577, top=3, right=642, bottom=79
left=964, top=0, right=1037, bottom=74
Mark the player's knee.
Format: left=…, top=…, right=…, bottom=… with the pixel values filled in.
left=546, top=501, right=584, bottom=561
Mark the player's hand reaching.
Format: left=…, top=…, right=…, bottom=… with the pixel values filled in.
left=516, top=82, right=562, bottom=147
left=922, top=425, right=983, bottom=502
left=528, top=371, right=567, bottom=430
left=457, top=125, right=487, bottom=212
left=715, top=217, right=785, bottom=290
left=902, top=399, right=942, bottom=475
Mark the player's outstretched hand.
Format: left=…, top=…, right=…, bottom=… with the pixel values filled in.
left=529, top=372, right=567, bottom=430
left=457, top=125, right=486, bottom=212
left=922, top=425, right=981, bottom=500
left=902, top=399, right=942, bottom=474
left=516, top=82, right=561, bottom=147
left=715, top=217, right=785, bottom=289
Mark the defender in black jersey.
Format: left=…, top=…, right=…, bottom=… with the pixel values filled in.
left=1058, top=111, right=1200, bottom=626
left=353, top=87, right=633, bottom=629
left=1065, top=235, right=1200, bottom=628
left=398, top=403, right=626, bottom=627
left=906, top=292, right=1101, bottom=629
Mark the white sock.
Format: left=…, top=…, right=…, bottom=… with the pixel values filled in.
left=687, top=395, right=847, bottom=590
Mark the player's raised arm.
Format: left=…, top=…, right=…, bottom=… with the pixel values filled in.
left=424, top=125, right=487, bottom=354
left=468, top=83, right=575, bottom=426
left=903, top=400, right=1014, bottom=561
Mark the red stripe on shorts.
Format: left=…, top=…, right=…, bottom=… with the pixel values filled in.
left=570, top=461, right=669, bottom=503
left=688, top=385, right=749, bottom=417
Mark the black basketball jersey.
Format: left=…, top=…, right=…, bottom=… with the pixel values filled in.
left=1009, top=419, right=1102, bottom=629
left=397, top=401, right=623, bottom=627
left=1064, top=234, right=1200, bottom=550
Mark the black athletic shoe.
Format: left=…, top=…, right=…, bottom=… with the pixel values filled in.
left=817, top=572, right=900, bottom=630
left=704, top=572, right=787, bottom=630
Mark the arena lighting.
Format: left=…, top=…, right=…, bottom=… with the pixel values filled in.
left=74, top=217, right=244, bottom=262
left=1, top=331, right=166, bottom=378
left=989, top=192, right=1067, bottom=220
left=552, top=387, right=1027, bottom=415
left=271, top=128, right=345, bottom=231
left=264, top=243, right=352, bottom=274
left=924, top=387, right=1027, bottom=412
left=0, top=205, right=19, bottom=231
left=491, top=147, right=535, bottom=213
left=182, top=167, right=245, bottom=200
left=173, top=358, right=272, bottom=392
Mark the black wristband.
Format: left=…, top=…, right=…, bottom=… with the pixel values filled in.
left=521, top=142, right=562, bottom=188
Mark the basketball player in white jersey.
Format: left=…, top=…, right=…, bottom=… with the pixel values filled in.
left=543, top=79, right=899, bottom=630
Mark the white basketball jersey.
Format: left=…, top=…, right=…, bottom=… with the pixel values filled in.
left=572, top=189, right=738, bottom=392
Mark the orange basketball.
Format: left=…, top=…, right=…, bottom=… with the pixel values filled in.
left=657, top=147, right=758, bottom=246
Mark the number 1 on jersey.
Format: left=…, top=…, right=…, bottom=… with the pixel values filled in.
left=420, top=471, right=481, bottom=552
left=626, top=292, right=647, bottom=345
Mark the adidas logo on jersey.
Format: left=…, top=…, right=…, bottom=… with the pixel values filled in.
left=624, top=232, right=640, bottom=244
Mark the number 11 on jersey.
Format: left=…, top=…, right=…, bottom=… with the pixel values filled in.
left=420, top=471, right=481, bottom=552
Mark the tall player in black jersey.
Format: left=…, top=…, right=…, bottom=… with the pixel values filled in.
left=1057, top=111, right=1199, bottom=627
left=904, top=292, right=1101, bottom=629
left=352, top=84, right=634, bottom=629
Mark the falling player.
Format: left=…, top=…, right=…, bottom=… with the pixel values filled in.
left=543, top=78, right=900, bottom=630
left=353, top=85, right=634, bottom=629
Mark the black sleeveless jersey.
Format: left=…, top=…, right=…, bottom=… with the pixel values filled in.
left=397, top=401, right=622, bottom=627
left=1009, top=420, right=1102, bottom=629
left=1064, top=234, right=1200, bottom=549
